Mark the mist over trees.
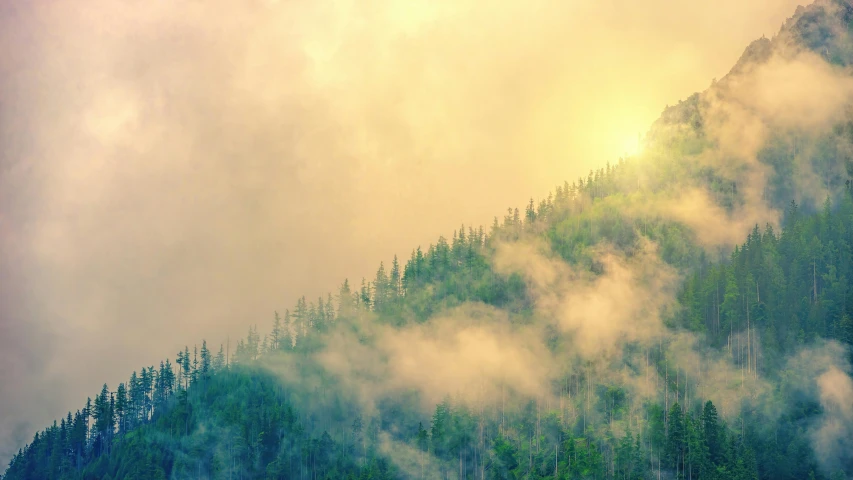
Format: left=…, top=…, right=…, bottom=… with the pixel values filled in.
left=5, top=1, right=853, bottom=480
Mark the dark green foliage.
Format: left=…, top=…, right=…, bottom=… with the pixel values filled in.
left=6, top=157, right=850, bottom=480
left=7, top=2, right=853, bottom=479
left=9, top=170, right=850, bottom=480
left=679, top=194, right=853, bottom=367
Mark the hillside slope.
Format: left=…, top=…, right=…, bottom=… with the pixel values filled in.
left=5, top=1, right=853, bottom=479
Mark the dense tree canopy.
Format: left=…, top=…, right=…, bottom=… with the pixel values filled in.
left=5, top=1, right=853, bottom=479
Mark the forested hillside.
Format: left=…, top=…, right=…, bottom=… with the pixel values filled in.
left=5, top=1, right=853, bottom=479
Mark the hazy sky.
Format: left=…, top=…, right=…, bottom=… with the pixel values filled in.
left=0, top=0, right=806, bottom=464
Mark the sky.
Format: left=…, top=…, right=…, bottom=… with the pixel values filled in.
left=0, top=0, right=807, bottom=465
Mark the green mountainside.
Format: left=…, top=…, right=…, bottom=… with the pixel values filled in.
left=5, top=1, right=853, bottom=479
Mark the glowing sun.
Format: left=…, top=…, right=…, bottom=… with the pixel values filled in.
left=622, top=133, right=643, bottom=158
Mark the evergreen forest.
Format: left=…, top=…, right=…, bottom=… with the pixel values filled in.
left=5, top=1, right=853, bottom=479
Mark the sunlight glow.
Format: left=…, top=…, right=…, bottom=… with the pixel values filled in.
left=622, top=133, right=642, bottom=158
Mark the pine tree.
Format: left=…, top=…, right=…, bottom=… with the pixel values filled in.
left=213, top=345, right=225, bottom=371
left=525, top=197, right=536, bottom=224
left=83, top=397, right=92, bottom=452
left=390, top=255, right=401, bottom=304
left=374, top=262, right=388, bottom=312
left=92, top=384, right=110, bottom=456
left=665, top=402, right=685, bottom=472
left=181, top=346, right=191, bottom=390
left=325, top=292, right=336, bottom=325
left=294, top=298, right=308, bottom=340
left=200, top=340, right=211, bottom=379
left=702, top=400, right=721, bottom=465
left=316, top=296, right=327, bottom=331
left=630, top=434, right=645, bottom=480
left=163, top=359, right=175, bottom=394
left=271, top=311, right=282, bottom=351
left=338, top=280, right=354, bottom=319
left=360, top=278, right=371, bottom=311
left=191, top=346, right=199, bottom=385
left=247, top=326, right=261, bottom=359
left=281, top=310, right=293, bottom=350
left=176, top=349, right=185, bottom=389
left=115, top=383, right=127, bottom=434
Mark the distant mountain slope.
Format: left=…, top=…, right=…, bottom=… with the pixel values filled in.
left=5, top=1, right=853, bottom=480
left=645, top=0, right=853, bottom=210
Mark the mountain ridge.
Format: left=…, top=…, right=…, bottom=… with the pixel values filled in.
left=5, top=1, right=853, bottom=479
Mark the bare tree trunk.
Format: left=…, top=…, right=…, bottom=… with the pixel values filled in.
left=747, top=290, right=752, bottom=379
left=537, top=397, right=541, bottom=452
left=716, top=283, right=721, bottom=336
left=665, top=360, right=668, bottom=436
left=813, top=261, right=818, bottom=303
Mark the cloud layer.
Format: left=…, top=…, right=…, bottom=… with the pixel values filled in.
left=0, top=0, right=809, bottom=465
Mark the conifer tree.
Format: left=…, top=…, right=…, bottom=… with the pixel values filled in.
left=213, top=345, right=225, bottom=371
left=665, top=402, right=685, bottom=472
left=200, top=340, right=211, bottom=378
left=271, top=311, right=282, bottom=351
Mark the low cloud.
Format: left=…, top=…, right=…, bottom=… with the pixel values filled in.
left=0, top=0, right=827, bottom=466
left=493, top=239, right=680, bottom=360
left=813, top=365, right=853, bottom=475
left=317, top=304, right=552, bottom=411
